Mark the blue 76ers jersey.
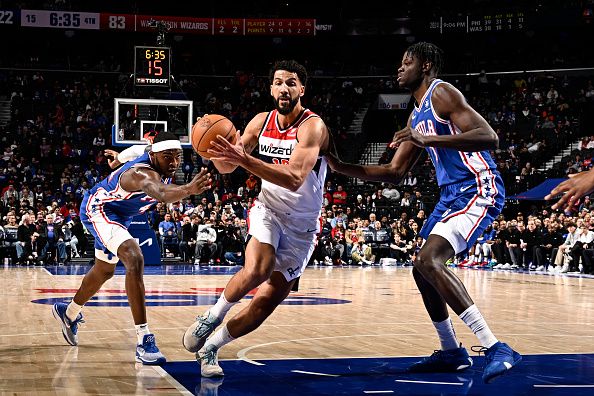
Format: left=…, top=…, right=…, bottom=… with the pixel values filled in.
left=411, top=79, right=503, bottom=202
left=84, top=153, right=171, bottom=219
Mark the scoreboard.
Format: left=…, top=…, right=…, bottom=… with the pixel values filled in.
left=134, top=46, right=171, bottom=87
left=429, top=11, right=526, bottom=34
left=2, top=9, right=316, bottom=36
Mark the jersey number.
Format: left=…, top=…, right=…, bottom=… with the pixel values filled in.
left=272, top=158, right=290, bottom=165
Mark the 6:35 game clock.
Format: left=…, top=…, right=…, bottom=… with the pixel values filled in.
left=134, top=46, right=171, bottom=87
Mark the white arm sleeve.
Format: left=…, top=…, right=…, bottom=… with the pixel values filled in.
left=117, top=145, right=149, bottom=163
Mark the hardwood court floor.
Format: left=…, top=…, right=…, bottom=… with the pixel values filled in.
left=1, top=264, right=593, bottom=395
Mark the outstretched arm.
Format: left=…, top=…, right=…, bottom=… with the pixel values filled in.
left=104, top=146, right=148, bottom=169
left=208, top=117, right=329, bottom=192
left=120, top=167, right=211, bottom=204
left=326, top=112, right=423, bottom=184
left=392, top=83, right=498, bottom=152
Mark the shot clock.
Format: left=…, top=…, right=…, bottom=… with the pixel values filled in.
left=134, top=46, right=171, bottom=87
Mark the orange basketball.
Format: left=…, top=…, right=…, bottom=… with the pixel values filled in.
left=191, top=114, right=237, bottom=159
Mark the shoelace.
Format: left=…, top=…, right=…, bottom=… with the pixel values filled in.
left=425, top=350, right=445, bottom=361
left=67, top=314, right=85, bottom=331
left=200, top=348, right=218, bottom=365
left=193, top=314, right=216, bottom=337
left=471, top=345, right=499, bottom=365
left=143, top=338, right=160, bottom=353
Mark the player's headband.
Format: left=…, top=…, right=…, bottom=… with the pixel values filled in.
left=151, top=140, right=182, bottom=152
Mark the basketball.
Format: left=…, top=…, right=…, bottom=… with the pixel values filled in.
left=191, top=114, right=237, bottom=159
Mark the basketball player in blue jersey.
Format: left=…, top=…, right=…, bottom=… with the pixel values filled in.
left=326, top=43, right=520, bottom=383
left=182, top=60, right=331, bottom=377
left=52, top=132, right=211, bottom=365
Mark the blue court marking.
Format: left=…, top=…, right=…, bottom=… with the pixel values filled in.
left=45, top=264, right=242, bottom=276
left=163, top=353, right=594, bottom=395
left=31, top=294, right=351, bottom=307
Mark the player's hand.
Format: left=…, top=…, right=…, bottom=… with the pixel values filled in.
left=390, top=126, right=426, bottom=148
left=545, top=170, right=594, bottom=210
left=187, top=168, right=211, bottom=195
left=208, top=130, right=247, bottom=166
left=104, top=149, right=122, bottom=169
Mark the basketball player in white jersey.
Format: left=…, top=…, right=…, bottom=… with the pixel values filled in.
left=326, top=43, right=520, bottom=383
left=182, top=60, right=331, bottom=377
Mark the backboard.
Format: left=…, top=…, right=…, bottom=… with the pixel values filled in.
left=113, top=98, right=193, bottom=147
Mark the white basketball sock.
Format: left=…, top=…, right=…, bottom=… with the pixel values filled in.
left=209, top=291, right=238, bottom=321
left=135, top=323, right=151, bottom=345
left=205, top=325, right=234, bottom=350
left=459, top=304, right=498, bottom=348
left=65, top=300, right=83, bottom=322
left=433, top=317, right=460, bottom=351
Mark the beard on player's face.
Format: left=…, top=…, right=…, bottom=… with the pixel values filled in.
left=274, top=94, right=299, bottom=115
left=151, top=150, right=181, bottom=177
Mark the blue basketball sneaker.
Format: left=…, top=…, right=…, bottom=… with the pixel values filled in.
left=408, top=345, right=473, bottom=372
left=479, top=342, right=522, bottom=383
left=136, top=334, right=166, bottom=365
left=52, top=302, right=84, bottom=346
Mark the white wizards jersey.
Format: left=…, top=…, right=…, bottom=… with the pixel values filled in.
left=256, top=109, right=327, bottom=217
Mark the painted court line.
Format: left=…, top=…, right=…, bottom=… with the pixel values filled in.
left=291, top=370, right=340, bottom=377
left=534, top=385, right=594, bottom=388
left=395, top=379, right=464, bottom=386
left=152, top=366, right=193, bottom=396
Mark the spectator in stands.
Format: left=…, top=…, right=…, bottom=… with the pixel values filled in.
left=331, top=207, right=348, bottom=227
left=551, top=222, right=578, bottom=273
left=3, top=213, right=19, bottom=262
left=390, top=233, right=411, bottom=264
left=370, top=220, right=390, bottom=260
left=569, top=224, right=594, bottom=272
left=411, top=190, right=426, bottom=212
left=62, top=218, right=80, bottom=258
left=402, top=171, right=417, bottom=188
left=507, top=221, right=524, bottom=269
left=179, top=216, right=196, bottom=262
left=332, top=185, right=347, bottom=206
left=372, top=188, right=388, bottom=209
left=535, top=223, right=564, bottom=272
left=354, top=194, right=367, bottom=219
left=222, top=226, right=245, bottom=266
left=195, top=219, right=217, bottom=264
left=158, top=213, right=177, bottom=257
left=70, top=215, right=86, bottom=257
left=350, top=241, right=374, bottom=265
left=3, top=183, right=18, bottom=204
left=16, top=213, right=36, bottom=264
left=39, top=213, right=67, bottom=265
left=400, top=191, right=412, bottom=208
left=245, top=174, right=259, bottom=193
left=522, top=219, right=542, bottom=270
left=413, top=210, right=427, bottom=228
